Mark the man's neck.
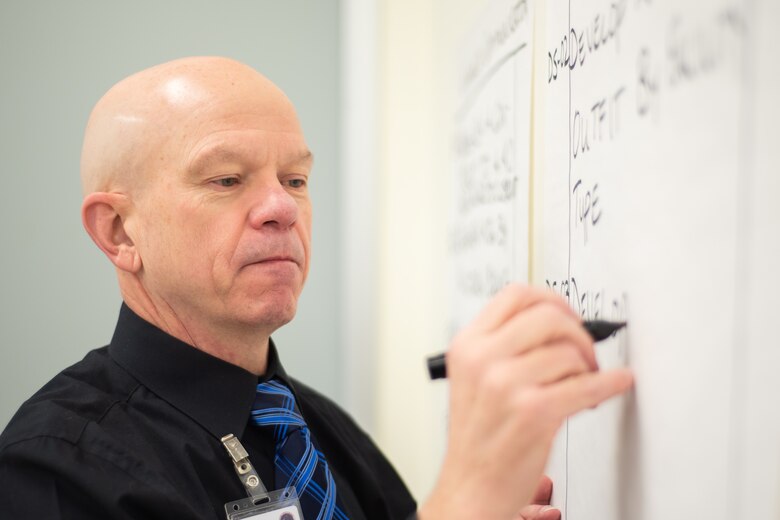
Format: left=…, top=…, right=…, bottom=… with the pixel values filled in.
left=121, top=289, right=271, bottom=376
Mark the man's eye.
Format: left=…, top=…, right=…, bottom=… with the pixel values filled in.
left=287, top=178, right=307, bottom=189
left=213, top=177, right=239, bottom=187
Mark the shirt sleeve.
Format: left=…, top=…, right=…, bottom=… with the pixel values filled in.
left=0, top=436, right=206, bottom=520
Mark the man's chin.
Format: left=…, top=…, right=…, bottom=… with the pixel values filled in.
left=234, top=295, right=298, bottom=331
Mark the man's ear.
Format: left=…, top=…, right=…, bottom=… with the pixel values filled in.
left=81, top=192, right=142, bottom=273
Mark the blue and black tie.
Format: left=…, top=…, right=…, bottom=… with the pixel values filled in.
left=251, top=379, right=349, bottom=520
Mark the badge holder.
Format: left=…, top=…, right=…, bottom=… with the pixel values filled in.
left=221, top=434, right=304, bottom=520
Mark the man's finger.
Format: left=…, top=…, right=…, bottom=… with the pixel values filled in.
left=532, top=475, right=553, bottom=505
left=470, top=284, right=575, bottom=333
left=517, top=504, right=561, bottom=520
left=544, top=368, right=634, bottom=417
left=493, top=342, right=590, bottom=386
left=493, top=303, right=597, bottom=369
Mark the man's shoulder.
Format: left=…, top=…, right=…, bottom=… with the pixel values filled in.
left=290, top=377, right=342, bottom=409
left=290, top=377, right=360, bottom=428
left=0, top=346, right=138, bottom=452
left=289, top=377, right=376, bottom=452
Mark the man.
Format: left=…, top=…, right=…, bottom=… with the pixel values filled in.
left=0, top=57, right=632, bottom=519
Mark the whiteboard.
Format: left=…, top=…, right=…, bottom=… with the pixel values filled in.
left=450, top=0, right=533, bottom=334
left=449, top=0, right=780, bottom=518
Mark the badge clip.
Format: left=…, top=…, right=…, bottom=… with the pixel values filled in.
left=221, top=433, right=268, bottom=499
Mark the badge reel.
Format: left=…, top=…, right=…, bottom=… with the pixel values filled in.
left=221, top=434, right=304, bottom=520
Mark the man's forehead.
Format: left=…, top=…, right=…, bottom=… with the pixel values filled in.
left=187, top=137, right=313, bottom=173
left=81, top=57, right=304, bottom=195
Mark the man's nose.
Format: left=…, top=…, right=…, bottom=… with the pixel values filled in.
left=247, top=180, right=298, bottom=230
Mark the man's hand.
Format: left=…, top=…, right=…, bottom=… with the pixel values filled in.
left=516, top=476, right=560, bottom=520
left=418, top=284, right=633, bottom=520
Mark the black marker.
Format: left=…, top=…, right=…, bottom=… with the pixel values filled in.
left=426, top=320, right=627, bottom=380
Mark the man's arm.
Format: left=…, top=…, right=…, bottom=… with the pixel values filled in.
left=0, top=436, right=203, bottom=520
left=418, top=284, right=633, bottom=520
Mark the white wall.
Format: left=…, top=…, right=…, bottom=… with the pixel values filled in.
left=340, top=0, right=381, bottom=435
left=0, top=0, right=343, bottom=428
left=374, top=0, right=494, bottom=501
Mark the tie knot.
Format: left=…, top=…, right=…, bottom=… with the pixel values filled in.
left=251, top=379, right=306, bottom=444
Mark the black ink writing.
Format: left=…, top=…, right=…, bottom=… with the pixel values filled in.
left=636, top=47, right=661, bottom=119
left=572, top=86, right=626, bottom=159
left=462, top=0, right=530, bottom=91
left=545, top=277, right=628, bottom=324
left=458, top=264, right=511, bottom=299
left=450, top=213, right=509, bottom=253
left=547, top=0, right=628, bottom=83
left=572, top=179, right=602, bottom=245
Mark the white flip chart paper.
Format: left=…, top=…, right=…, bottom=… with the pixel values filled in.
left=535, top=1, right=748, bottom=518
left=450, top=0, right=533, bottom=335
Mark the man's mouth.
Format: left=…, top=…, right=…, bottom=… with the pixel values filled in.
left=245, top=256, right=300, bottom=268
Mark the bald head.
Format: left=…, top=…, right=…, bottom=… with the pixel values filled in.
left=79, top=57, right=313, bottom=371
left=80, top=57, right=299, bottom=196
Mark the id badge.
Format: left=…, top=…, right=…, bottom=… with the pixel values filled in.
left=224, top=488, right=303, bottom=520
left=220, top=434, right=305, bottom=520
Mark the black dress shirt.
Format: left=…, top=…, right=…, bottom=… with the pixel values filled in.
left=0, top=304, right=416, bottom=520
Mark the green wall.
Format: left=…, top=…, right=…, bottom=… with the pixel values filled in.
left=0, top=0, right=342, bottom=427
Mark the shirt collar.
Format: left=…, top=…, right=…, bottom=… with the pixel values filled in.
left=108, top=302, right=294, bottom=439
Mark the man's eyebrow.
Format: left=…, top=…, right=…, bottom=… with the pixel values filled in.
left=188, top=146, right=313, bottom=173
left=279, top=149, right=314, bottom=171
left=187, top=145, right=246, bottom=174
left=291, top=149, right=314, bottom=164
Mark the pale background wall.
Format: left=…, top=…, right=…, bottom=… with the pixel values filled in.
left=374, top=0, right=493, bottom=500
left=0, top=0, right=342, bottom=427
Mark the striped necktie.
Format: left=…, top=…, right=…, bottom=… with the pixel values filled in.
left=251, top=379, right=349, bottom=520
